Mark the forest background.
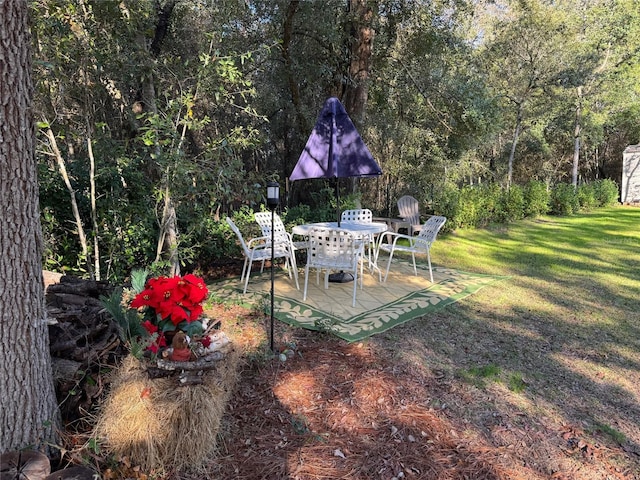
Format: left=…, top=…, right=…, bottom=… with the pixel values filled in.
left=32, top=0, right=640, bottom=281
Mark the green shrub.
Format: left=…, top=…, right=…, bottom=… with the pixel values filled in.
left=456, top=186, right=481, bottom=228
left=282, top=204, right=312, bottom=229
left=477, top=183, right=502, bottom=226
left=434, top=183, right=522, bottom=228
left=524, top=180, right=550, bottom=217
left=577, top=183, right=598, bottom=211
left=425, top=178, right=613, bottom=231
left=593, top=179, right=619, bottom=207
left=446, top=184, right=499, bottom=228
left=433, top=185, right=463, bottom=230
left=197, top=215, right=241, bottom=263
left=292, top=184, right=351, bottom=223
left=550, top=183, right=579, bottom=215
left=195, top=206, right=261, bottom=267
left=498, top=185, right=525, bottom=223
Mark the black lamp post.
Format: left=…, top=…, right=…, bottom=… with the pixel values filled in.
left=266, top=181, right=280, bottom=352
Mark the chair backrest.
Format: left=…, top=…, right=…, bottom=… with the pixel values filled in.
left=306, top=228, right=360, bottom=271
left=254, top=212, right=290, bottom=246
left=341, top=208, right=373, bottom=224
left=226, top=217, right=250, bottom=256
left=415, top=216, right=447, bottom=250
left=397, top=195, right=421, bottom=225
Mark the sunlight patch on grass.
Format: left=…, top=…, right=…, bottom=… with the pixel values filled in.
left=592, top=421, right=627, bottom=444
left=437, top=207, right=640, bottom=284
left=611, top=345, right=640, bottom=368
left=507, top=372, right=527, bottom=393
left=549, top=352, right=640, bottom=404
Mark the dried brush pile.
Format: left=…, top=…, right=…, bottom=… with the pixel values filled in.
left=94, top=348, right=239, bottom=474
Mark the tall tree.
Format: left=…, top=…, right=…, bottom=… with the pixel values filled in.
left=31, top=0, right=264, bottom=279
left=481, top=0, right=571, bottom=186
left=365, top=0, right=497, bottom=208
left=342, top=0, right=375, bottom=125
left=0, top=0, right=60, bottom=452
left=562, top=0, right=640, bottom=185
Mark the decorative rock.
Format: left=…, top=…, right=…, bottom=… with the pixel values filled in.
left=43, top=466, right=98, bottom=480
left=0, top=450, right=51, bottom=480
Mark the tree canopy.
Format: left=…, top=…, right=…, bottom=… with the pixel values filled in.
left=31, top=0, right=640, bottom=280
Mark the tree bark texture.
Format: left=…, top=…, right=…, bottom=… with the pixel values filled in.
left=142, top=2, right=181, bottom=276
left=572, top=86, right=583, bottom=187
left=342, top=0, right=374, bottom=127
left=282, top=0, right=308, bottom=136
left=343, top=0, right=374, bottom=196
left=507, top=103, right=524, bottom=188
left=0, top=0, right=60, bottom=452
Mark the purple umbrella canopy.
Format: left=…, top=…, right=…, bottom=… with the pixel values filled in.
left=290, top=97, right=382, bottom=181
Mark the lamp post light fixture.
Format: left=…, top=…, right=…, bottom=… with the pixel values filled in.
left=267, top=181, right=280, bottom=210
left=266, top=181, right=279, bottom=352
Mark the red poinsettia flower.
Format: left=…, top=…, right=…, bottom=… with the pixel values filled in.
left=188, top=304, right=203, bottom=321
left=158, top=276, right=183, bottom=302
left=131, top=274, right=209, bottom=350
left=166, top=302, right=190, bottom=326
left=131, top=286, right=158, bottom=309
left=183, top=274, right=209, bottom=303
left=141, top=320, right=158, bottom=335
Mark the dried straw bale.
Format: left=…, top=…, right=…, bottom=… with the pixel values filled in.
left=94, top=348, right=239, bottom=473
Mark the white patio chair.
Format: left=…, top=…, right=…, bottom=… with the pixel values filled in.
left=340, top=208, right=373, bottom=224
left=397, top=195, right=423, bottom=236
left=303, top=227, right=364, bottom=308
left=376, top=215, right=447, bottom=283
left=340, top=208, right=375, bottom=266
left=254, top=211, right=309, bottom=253
left=226, top=217, right=299, bottom=294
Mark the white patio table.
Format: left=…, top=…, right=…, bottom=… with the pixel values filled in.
left=291, top=221, right=388, bottom=237
left=291, top=221, right=388, bottom=279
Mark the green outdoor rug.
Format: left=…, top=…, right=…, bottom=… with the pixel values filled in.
left=210, top=261, right=508, bottom=343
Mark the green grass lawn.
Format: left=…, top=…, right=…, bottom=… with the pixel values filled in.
left=370, top=205, right=640, bottom=474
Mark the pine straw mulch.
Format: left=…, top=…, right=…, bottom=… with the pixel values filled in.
left=186, top=301, right=638, bottom=480
left=208, top=322, right=523, bottom=479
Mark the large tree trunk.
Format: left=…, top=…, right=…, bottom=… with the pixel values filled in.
left=507, top=103, right=524, bottom=188
left=282, top=0, right=306, bottom=136
left=342, top=0, right=374, bottom=127
left=571, top=85, right=583, bottom=188
left=0, top=0, right=60, bottom=452
left=143, top=1, right=181, bottom=276
left=343, top=0, right=374, bottom=195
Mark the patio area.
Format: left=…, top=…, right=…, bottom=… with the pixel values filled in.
left=211, top=259, right=508, bottom=342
